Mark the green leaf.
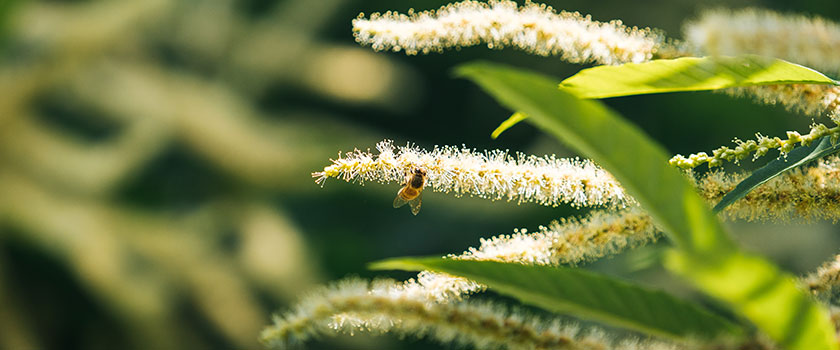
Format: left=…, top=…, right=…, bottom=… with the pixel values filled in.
left=456, top=61, right=839, bottom=350
left=371, top=257, right=741, bottom=339
left=457, top=61, right=731, bottom=253
left=714, top=136, right=840, bottom=212
left=490, top=112, right=527, bottom=139
left=560, top=55, right=838, bottom=99
left=666, top=250, right=836, bottom=350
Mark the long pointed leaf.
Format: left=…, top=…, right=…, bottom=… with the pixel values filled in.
left=714, top=136, right=840, bottom=212
left=561, top=55, right=837, bottom=99
left=456, top=61, right=838, bottom=350
left=491, top=56, right=837, bottom=137
left=457, top=61, right=730, bottom=252
left=371, top=257, right=741, bottom=339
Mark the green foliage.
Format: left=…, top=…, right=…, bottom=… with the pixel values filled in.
left=490, top=56, right=839, bottom=139
left=713, top=135, right=840, bottom=212
left=560, top=55, right=838, bottom=99
left=456, top=61, right=838, bottom=350
left=371, top=257, right=741, bottom=339
left=457, top=61, right=730, bottom=252
left=666, top=250, right=837, bottom=350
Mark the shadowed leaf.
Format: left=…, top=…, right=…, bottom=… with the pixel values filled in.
left=714, top=136, right=840, bottom=212
left=371, top=257, right=741, bottom=339
left=456, top=61, right=839, bottom=350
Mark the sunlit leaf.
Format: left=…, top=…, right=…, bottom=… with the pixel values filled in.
left=490, top=112, right=527, bottom=139
left=371, top=257, right=741, bottom=339
left=666, top=250, right=835, bottom=350
left=456, top=61, right=839, bottom=350
left=560, top=55, right=838, bottom=99
left=713, top=136, right=840, bottom=212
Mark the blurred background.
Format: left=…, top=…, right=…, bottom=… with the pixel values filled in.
left=0, top=0, right=839, bottom=349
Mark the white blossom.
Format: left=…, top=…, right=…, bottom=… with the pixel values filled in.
left=685, top=8, right=840, bottom=74
left=314, top=139, right=632, bottom=209
left=261, top=278, right=681, bottom=350
left=353, top=0, right=666, bottom=65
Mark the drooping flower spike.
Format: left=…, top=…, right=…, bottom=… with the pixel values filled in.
left=353, top=0, right=670, bottom=65
left=685, top=8, right=840, bottom=75
left=260, top=278, right=684, bottom=350
left=314, top=139, right=633, bottom=209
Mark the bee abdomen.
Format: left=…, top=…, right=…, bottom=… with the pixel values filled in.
left=400, top=187, right=419, bottom=199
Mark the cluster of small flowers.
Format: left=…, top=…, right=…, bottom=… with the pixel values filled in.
left=670, top=123, right=839, bottom=169
left=695, top=156, right=840, bottom=222
left=724, top=84, right=840, bottom=124
left=455, top=206, right=657, bottom=265
left=353, top=1, right=840, bottom=125
left=352, top=0, right=666, bottom=65
left=804, top=255, right=840, bottom=305
left=685, top=8, right=840, bottom=75
left=260, top=278, right=682, bottom=350
left=395, top=270, right=485, bottom=303
left=314, top=139, right=633, bottom=208
left=395, top=207, right=658, bottom=303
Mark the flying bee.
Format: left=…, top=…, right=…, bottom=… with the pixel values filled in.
left=393, top=168, right=427, bottom=215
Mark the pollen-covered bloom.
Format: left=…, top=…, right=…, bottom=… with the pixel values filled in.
left=804, top=254, right=840, bottom=304
left=694, top=156, right=840, bottom=222
left=313, top=140, right=632, bottom=209
left=352, top=0, right=668, bottom=65
left=725, top=84, right=840, bottom=124
left=393, top=207, right=659, bottom=303
left=685, top=8, right=840, bottom=75
left=394, top=270, right=485, bottom=303
left=456, top=206, right=658, bottom=265
left=260, top=278, right=680, bottom=350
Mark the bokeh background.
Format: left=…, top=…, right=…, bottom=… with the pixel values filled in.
left=0, top=0, right=839, bottom=349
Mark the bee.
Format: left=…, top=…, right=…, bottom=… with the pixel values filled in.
left=393, top=168, right=427, bottom=215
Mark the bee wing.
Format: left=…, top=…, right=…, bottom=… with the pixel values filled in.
left=393, top=192, right=410, bottom=208
left=408, top=192, right=423, bottom=215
